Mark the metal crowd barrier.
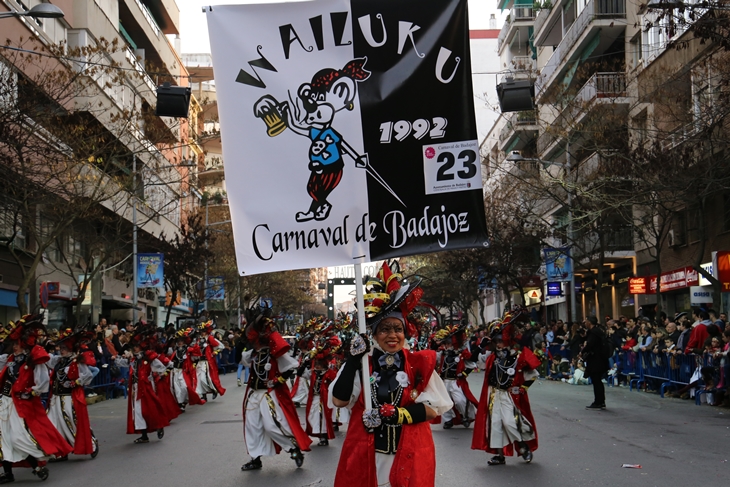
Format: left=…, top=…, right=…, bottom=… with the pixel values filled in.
left=614, top=350, right=717, bottom=404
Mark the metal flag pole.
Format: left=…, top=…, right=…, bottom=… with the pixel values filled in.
left=353, top=262, right=373, bottom=410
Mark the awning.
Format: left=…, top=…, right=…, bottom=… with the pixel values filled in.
left=0, top=289, right=26, bottom=308
left=102, top=296, right=142, bottom=311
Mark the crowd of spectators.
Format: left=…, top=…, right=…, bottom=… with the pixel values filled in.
left=467, top=308, right=730, bottom=407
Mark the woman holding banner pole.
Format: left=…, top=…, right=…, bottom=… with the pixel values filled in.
left=330, top=262, right=452, bottom=487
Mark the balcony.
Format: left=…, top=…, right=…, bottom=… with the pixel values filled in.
left=536, top=72, right=628, bottom=157
left=499, top=111, right=539, bottom=151
left=535, top=0, right=626, bottom=99
left=574, top=226, right=634, bottom=259
left=119, top=0, right=180, bottom=79
left=498, top=6, right=536, bottom=54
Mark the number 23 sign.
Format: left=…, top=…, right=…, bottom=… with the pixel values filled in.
left=422, top=140, right=481, bottom=195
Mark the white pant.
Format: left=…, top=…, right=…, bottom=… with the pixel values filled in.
left=292, top=378, right=308, bottom=404
left=132, top=383, right=146, bottom=430
left=47, top=395, right=77, bottom=448
left=196, top=361, right=216, bottom=395
left=488, top=389, right=535, bottom=449
left=307, top=395, right=325, bottom=435
left=333, top=406, right=350, bottom=424
left=244, top=389, right=298, bottom=458
left=441, top=379, right=476, bottom=423
left=0, top=395, right=47, bottom=462
left=376, top=452, right=395, bottom=487
left=171, top=368, right=188, bottom=404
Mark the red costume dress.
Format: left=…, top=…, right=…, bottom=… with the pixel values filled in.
left=47, top=354, right=97, bottom=456
left=126, top=351, right=170, bottom=435
left=195, top=334, right=226, bottom=397
left=0, top=346, right=73, bottom=462
left=330, top=349, right=452, bottom=487
left=304, top=365, right=337, bottom=442
left=170, top=344, right=204, bottom=408
left=471, top=346, right=540, bottom=458
left=154, top=354, right=181, bottom=421
left=241, top=331, right=311, bottom=466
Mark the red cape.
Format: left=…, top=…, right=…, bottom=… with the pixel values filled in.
left=471, top=347, right=540, bottom=455
left=0, top=347, right=73, bottom=458
left=204, top=336, right=226, bottom=396
left=305, top=368, right=337, bottom=439
left=126, top=354, right=171, bottom=434
left=334, top=350, right=437, bottom=487
left=242, top=350, right=312, bottom=454
left=182, top=353, right=205, bottom=405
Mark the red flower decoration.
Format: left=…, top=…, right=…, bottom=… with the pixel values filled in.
left=379, top=404, right=396, bottom=418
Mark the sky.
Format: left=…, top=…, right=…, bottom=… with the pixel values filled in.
left=175, top=0, right=505, bottom=53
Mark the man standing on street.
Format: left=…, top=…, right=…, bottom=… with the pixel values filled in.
left=580, top=315, right=609, bottom=410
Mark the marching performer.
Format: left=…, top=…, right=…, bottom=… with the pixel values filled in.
left=170, top=329, right=204, bottom=411
left=240, top=308, right=311, bottom=471
left=0, top=315, right=72, bottom=483
left=330, top=262, right=453, bottom=487
left=304, top=338, right=340, bottom=446
left=472, top=309, right=540, bottom=465
left=195, top=322, right=225, bottom=401
left=47, top=327, right=98, bottom=460
left=121, top=329, right=169, bottom=444
left=434, top=325, right=479, bottom=429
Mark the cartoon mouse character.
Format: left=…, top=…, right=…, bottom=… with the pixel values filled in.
left=255, top=58, right=370, bottom=223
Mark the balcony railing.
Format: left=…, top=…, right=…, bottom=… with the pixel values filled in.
left=536, top=0, right=626, bottom=96
left=576, top=72, right=627, bottom=102
left=499, top=111, right=538, bottom=142
left=498, top=7, right=536, bottom=52
left=574, top=226, right=634, bottom=258
left=134, top=0, right=161, bottom=37
left=125, top=46, right=156, bottom=94
left=533, top=7, right=552, bottom=40
left=510, top=55, right=536, bottom=72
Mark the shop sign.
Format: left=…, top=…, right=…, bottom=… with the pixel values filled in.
left=546, top=282, right=562, bottom=296
left=699, top=262, right=713, bottom=286
left=629, top=277, right=647, bottom=294
left=689, top=286, right=713, bottom=304
left=716, top=251, right=730, bottom=291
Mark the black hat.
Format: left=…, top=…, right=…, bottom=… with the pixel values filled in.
left=363, top=261, right=423, bottom=332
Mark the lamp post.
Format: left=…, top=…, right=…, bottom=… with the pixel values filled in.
left=132, top=158, right=197, bottom=324
left=0, top=4, right=65, bottom=19
left=202, top=199, right=231, bottom=314
left=507, top=148, right=577, bottom=322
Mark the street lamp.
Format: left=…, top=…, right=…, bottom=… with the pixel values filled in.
left=0, top=4, right=65, bottom=19
left=132, top=158, right=199, bottom=324
left=506, top=150, right=578, bottom=323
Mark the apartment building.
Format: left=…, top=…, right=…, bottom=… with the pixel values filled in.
left=0, top=0, right=201, bottom=327
left=482, top=0, right=730, bottom=321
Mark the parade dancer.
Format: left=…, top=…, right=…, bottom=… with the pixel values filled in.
left=472, top=309, right=540, bottom=465
left=47, top=327, right=98, bottom=461
left=304, top=353, right=338, bottom=446
left=195, top=322, right=225, bottom=400
left=170, top=330, right=204, bottom=411
left=0, top=315, right=72, bottom=483
left=154, top=348, right=181, bottom=422
left=240, top=308, right=311, bottom=471
left=121, top=330, right=169, bottom=444
left=434, top=325, right=479, bottom=429
left=330, top=262, right=453, bottom=487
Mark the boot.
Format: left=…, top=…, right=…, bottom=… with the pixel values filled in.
left=241, top=457, right=262, bottom=471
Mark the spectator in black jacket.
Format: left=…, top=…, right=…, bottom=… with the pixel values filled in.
left=580, top=315, right=610, bottom=410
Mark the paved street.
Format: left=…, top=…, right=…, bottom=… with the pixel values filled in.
left=32, top=372, right=729, bottom=486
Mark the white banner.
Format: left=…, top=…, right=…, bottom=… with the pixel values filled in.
left=207, top=0, right=487, bottom=275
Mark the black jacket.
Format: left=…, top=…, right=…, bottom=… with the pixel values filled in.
left=581, top=326, right=609, bottom=376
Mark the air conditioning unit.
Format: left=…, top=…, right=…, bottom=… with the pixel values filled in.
left=668, top=229, right=677, bottom=248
